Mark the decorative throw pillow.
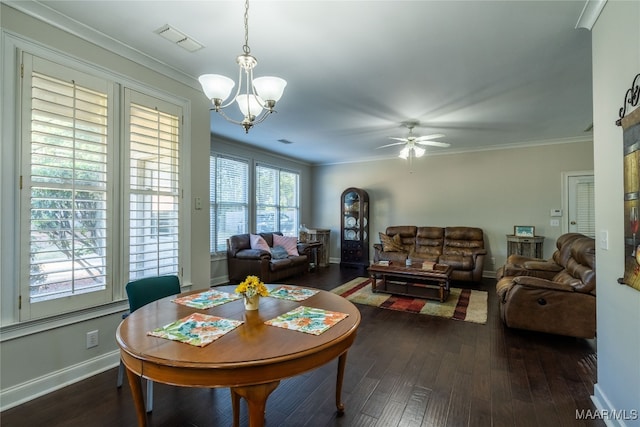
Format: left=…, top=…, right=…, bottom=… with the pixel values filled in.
left=271, top=245, right=289, bottom=260
left=250, top=234, right=271, bottom=252
left=273, top=234, right=299, bottom=256
left=379, top=232, right=404, bottom=252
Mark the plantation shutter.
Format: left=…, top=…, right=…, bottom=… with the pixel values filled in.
left=210, top=155, right=249, bottom=253
left=21, top=53, right=113, bottom=319
left=125, top=89, right=181, bottom=281
left=575, top=180, right=595, bottom=237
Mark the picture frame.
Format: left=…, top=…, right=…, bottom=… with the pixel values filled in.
left=514, top=225, right=535, bottom=237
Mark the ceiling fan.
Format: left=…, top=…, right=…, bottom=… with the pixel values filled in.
left=376, top=121, right=450, bottom=159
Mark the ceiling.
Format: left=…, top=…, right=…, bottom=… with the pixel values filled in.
left=9, top=1, right=594, bottom=165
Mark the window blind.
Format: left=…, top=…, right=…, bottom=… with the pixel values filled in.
left=28, top=71, right=109, bottom=303
left=575, top=180, right=595, bottom=238
left=210, top=155, right=248, bottom=253
left=256, top=164, right=299, bottom=236
left=127, top=100, right=180, bottom=280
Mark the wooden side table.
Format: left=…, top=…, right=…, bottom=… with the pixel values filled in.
left=304, top=241, right=323, bottom=271
left=506, top=235, right=545, bottom=258
left=307, top=228, right=330, bottom=267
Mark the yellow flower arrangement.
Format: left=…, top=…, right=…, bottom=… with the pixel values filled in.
left=235, top=275, right=269, bottom=298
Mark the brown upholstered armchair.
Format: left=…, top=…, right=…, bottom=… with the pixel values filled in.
left=496, top=234, right=596, bottom=338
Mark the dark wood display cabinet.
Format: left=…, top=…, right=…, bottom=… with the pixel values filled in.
left=340, top=187, right=369, bottom=268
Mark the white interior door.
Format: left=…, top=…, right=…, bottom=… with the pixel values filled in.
left=565, top=173, right=595, bottom=237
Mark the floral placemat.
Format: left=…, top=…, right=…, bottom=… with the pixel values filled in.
left=172, top=289, right=241, bottom=309
left=264, top=306, right=348, bottom=336
left=268, top=285, right=319, bottom=301
left=148, top=312, right=243, bottom=347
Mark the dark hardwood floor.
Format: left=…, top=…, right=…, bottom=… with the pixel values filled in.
left=1, top=265, right=603, bottom=427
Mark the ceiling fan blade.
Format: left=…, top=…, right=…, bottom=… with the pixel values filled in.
left=415, top=140, right=451, bottom=147
left=414, top=134, right=446, bottom=142
left=376, top=142, right=406, bottom=149
left=388, top=137, right=408, bottom=142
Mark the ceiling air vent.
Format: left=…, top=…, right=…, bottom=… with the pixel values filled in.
left=155, top=24, right=203, bottom=52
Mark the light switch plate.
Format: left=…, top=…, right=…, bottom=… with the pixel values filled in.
left=599, top=230, right=609, bottom=250
left=550, top=219, right=560, bottom=227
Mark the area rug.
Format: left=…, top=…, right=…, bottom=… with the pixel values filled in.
left=331, top=277, right=488, bottom=324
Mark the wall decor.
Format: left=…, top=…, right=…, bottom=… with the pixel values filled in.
left=618, top=72, right=640, bottom=291
left=514, top=225, right=535, bottom=237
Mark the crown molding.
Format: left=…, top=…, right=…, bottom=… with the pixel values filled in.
left=3, top=0, right=200, bottom=90
left=575, top=0, right=608, bottom=30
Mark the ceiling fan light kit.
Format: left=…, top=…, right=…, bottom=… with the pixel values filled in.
left=198, top=0, right=286, bottom=133
left=378, top=121, right=449, bottom=161
left=398, top=144, right=425, bottom=159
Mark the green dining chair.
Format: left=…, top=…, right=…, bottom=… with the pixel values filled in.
left=116, top=275, right=181, bottom=412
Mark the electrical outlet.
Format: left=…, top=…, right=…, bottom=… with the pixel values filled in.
left=86, top=330, right=99, bottom=349
left=491, top=256, right=496, bottom=265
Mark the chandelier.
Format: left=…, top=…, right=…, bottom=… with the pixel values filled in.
left=198, top=0, right=286, bottom=133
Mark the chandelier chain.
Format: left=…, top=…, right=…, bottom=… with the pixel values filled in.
left=243, top=0, right=250, bottom=55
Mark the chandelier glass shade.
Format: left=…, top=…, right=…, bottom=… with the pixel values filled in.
left=398, top=143, right=426, bottom=159
left=198, top=0, right=286, bottom=133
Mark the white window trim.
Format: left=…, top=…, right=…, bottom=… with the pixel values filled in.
left=0, top=31, right=192, bottom=331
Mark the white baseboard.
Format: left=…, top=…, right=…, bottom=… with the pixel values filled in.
left=0, top=350, right=121, bottom=411
left=591, top=383, right=634, bottom=427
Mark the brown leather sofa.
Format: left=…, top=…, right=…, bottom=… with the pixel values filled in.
left=373, top=226, right=486, bottom=282
left=227, top=232, right=309, bottom=284
left=496, top=233, right=596, bottom=338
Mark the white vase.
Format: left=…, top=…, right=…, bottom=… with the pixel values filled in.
left=244, top=295, right=260, bottom=311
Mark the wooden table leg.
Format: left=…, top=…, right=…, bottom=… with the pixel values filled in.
left=335, top=352, right=348, bottom=415
left=125, top=366, right=147, bottom=427
left=231, top=381, right=280, bottom=427
left=231, top=389, right=241, bottom=427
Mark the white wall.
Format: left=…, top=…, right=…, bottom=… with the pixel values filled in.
left=0, top=4, right=211, bottom=409
left=591, top=1, right=640, bottom=424
left=311, top=140, right=593, bottom=273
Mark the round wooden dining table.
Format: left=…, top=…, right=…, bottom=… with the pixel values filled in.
left=116, top=284, right=361, bottom=427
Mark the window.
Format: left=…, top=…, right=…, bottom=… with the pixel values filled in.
left=18, top=52, right=184, bottom=320
left=566, top=173, right=595, bottom=238
left=210, top=155, right=248, bottom=253
left=256, top=164, right=299, bottom=236
left=575, top=178, right=595, bottom=238
left=124, top=90, right=181, bottom=280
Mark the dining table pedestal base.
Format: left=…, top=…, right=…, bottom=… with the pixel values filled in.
left=231, top=381, right=280, bottom=427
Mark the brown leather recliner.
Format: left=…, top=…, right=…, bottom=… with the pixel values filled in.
left=496, top=232, right=586, bottom=280
left=226, top=232, right=309, bottom=284
left=496, top=234, right=596, bottom=338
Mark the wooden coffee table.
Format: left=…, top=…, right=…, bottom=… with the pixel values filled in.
left=368, top=262, right=453, bottom=302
